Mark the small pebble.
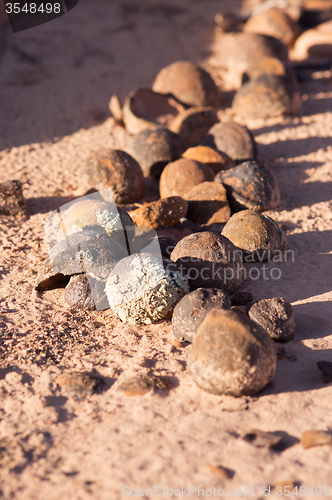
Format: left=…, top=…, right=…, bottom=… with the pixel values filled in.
left=57, top=372, right=105, bottom=398
left=243, top=429, right=285, bottom=450
left=0, top=180, right=27, bottom=217
left=215, top=161, right=281, bottom=212
left=117, top=374, right=174, bottom=396
left=127, top=127, right=185, bottom=178
left=153, top=60, right=221, bottom=108
left=129, top=196, right=188, bottom=229
left=182, top=145, right=235, bottom=174
left=82, top=149, right=144, bottom=204
left=232, top=74, right=302, bottom=120
left=106, top=253, right=189, bottom=325
left=159, top=158, right=214, bottom=198
left=301, top=430, right=332, bottom=449
left=207, top=464, right=234, bottom=480
left=202, top=121, right=257, bottom=163
left=222, top=210, right=286, bottom=262
left=169, top=107, right=218, bottom=148
left=170, top=232, right=243, bottom=295
left=172, top=288, right=231, bottom=343
left=185, top=182, right=231, bottom=225
left=317, top=360, right=332, bottom=383
left=248, top=297, right=295, bottom=343
left=188, top=308, right=277, bottom=396
left=64, top=274, right=109, bottom=311
left=244, top=8, right=300, bottom=47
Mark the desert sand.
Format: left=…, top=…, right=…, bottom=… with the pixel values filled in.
left=0, top=0, right=332, bottom=499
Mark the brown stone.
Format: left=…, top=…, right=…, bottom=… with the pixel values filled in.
left=153, top=60, right=221, bottom=108
left=64, top=274, right=109, bottom=311
left=243, top=56, right=287, bottom=81
left=215, top=162, right=281, bottom=212
left=170, top=231, right=243, bottom=294
left=182, top=146, right=235, bottom=174
left=169, top=107, right=218, bottom=148
left=57, top=372, right=105, bottom=398
left=82, top=149, right=144, bottom=204
left=222, top=210, right=286, bottom=261
left=188, top=308, right=277, bottom=396
left=127, top=127, right=185, bottom=178
left=244, top=8, right=300, bottom=47
left=207, top=464, right=234, bottom=480
left=202, top=121, right=257, bottom=163
left=232, top=74, right=302, bottom=120
left=172, top=288, right=231, bottom=343
left=243, top=429, right=285, bottom=450
left=301, top=430, right=332, bottom=449
left=185, top=182, right=231, bottom=225
left=0, top=180, right=27, bottom=217
left=248, top=298, right=295, bottom=343
left=118, top=375, right=175, bottom=396
left=159, top=158, right=214, bottom=198
left=129, top=196, right=188, bottom=229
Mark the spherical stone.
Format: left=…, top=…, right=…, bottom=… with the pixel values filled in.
left=129, top=196, right=188, bottom=229
left=182, top=146, right=235, bottom=174
left=185, top=182, right=231, bottom=225
left=159, top=158, right=215, bottom=199
left=248, top=297, right=295, bottom=342
left=232, top=74, right=302, bottom=120
left=202, top=121, right=257, bottom=163
left=82, top=149, right=144, bottom=205
left=57, top=199, right=135, bottom=246
left=121, top=88, right=186, bottom=134
left=126, top=127, right=186, bottom=178
left=153, top=60, right=221, bottom=108
left=244, top=8, right=300, bottom=47
left=105, top=253, right=190, bottom=325
left=168, top=107, right=218, bottom=149
left=172, top=288, right=231, bottom=342
left=215, top=161, right=281, bottom=213
left=170, top=232, right=243, bottom=294
left=222, top=210, right=286, bottom=262
left=188, top=308, right=277, bottom=396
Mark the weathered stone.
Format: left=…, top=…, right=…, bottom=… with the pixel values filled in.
left=222, top=210, right=286, bottom=262
left=159, top=158, right=214, bottom=198
left=64, top=274, right=109, bottom=311
left=57, top=372, right=106, bottom=398
left=185, top=182, right=231, bottom=225
left=170, top=232, right=243, bottom=294
left=248, top=297, right=295, bottom=343
left=0, top=180, right=27, bottom=217
left=244, top=8, right=300, bottom=47
left=182, top=145, right=235, bottom=174
left=172, top=288, right=231, bottom=343
left=188, top=308, right=277, bottom=396
left=301, top=430, right=332, bottom=449
left=169, top=107, right=218, bottom=148
left=243, top=429, right=285, bottom=450
left=129, top=196, right=188, bottom=229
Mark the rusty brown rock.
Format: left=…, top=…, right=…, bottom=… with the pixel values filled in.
left=153, top=60, right=221, bottom=108
left=0, top=180, right=27, bottom=217
left=215, top=161, right=281, bottom=212
left=185, top=182, right=231, bottom=225
left=82, top=149, right=144, bottom=204
left=129, top=196, right=188, bottom=229
left=159, top=158, right=214, bottom=199
left=222, top=210, right=286, bottom=262
left=202, top=121, right=257, bottom=163
left=232, top=74, right=302, bottom=120
left=57, top=372, right=106, bottom=398
left=172, top=287, right=231, bottom=343
left=170, top=231, right=243, bottom=294
left=301, top=430, right=332, bottom=449
left=244, top=8, right=300, bottom=47
left=182, top=146, right=235, bottom=174
left=188, top=308, right=277, bottom=396
left=118, top=375, right=175, bottom=396
left=127, top=127, right=185, bottom=178
left=248, top=298, right=295, bottom=343
left=169, top=107, right=218, bottom=148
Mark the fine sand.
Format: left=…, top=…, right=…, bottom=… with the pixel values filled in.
left=0, top=1, right=332, bottom=499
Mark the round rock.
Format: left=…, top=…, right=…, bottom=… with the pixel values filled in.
left=169, top=107, right=218, bottom=149
left=185, top=182, right=231, bottom=225
left=153, top=60, right=221, bottom=108
left=159, top=158, right=214, bottom=198
left=188, top=308, right=277, bottom=396
left=232, top=74, right=302, bottom=120
left=172, top=288, right=231, bottom=343
left=222, top=210, right=286, bottom=262
left=182, top=146, right=235, bottom=174
left=215, top=161, right=281, bottom=212
left=82, top=149, right=144, bottom=204
left=248, top=297, right=295, bottom=342
left=105, top=253, right=189, bottom=325
left=64, top=274, right=109, bottom=311
left=129, top=196, right=188, bottom=229
left=202, top=121, right=257, bottom=163
left=127, top=127, right=185, bottom=178
left=170, top=232, right=243, bottom=294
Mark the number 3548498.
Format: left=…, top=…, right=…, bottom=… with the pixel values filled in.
left=5, top=3, right=62, bottom=14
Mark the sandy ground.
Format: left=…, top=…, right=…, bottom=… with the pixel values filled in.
left=0, top=0, right=332, bottom=499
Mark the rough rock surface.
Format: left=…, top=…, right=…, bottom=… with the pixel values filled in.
left=248, top=297, right=296, bottom=342
left=159, top=158, right=215, bottom=198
